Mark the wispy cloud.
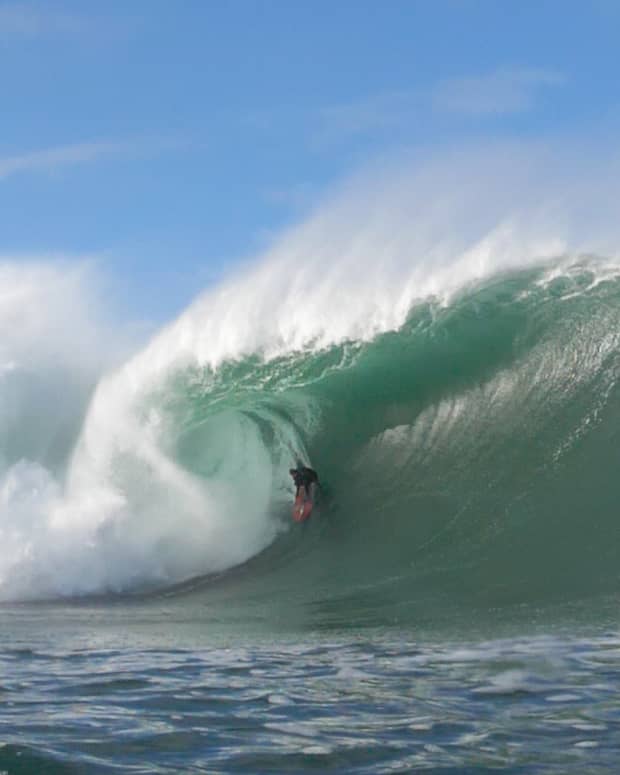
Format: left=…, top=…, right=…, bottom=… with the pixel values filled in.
left=0, top=141, right=130, bottom=180
left=0, top=137, right=183, bottom=181
left=318, top=91, right=418, bottom=141
left=0, top=2, right=87, bottom=39
left=310, top=67, right=564, bottom=147
left=433, top=67, right=565, bottom=116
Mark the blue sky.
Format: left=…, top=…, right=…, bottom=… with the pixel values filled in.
left=1, top=0, right=618, bottom=322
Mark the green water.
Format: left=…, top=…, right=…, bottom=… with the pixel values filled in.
left=142, top=262, right=620, bottom=627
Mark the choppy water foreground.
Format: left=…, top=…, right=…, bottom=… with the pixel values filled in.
left=2, top=610, right=620, bottom=774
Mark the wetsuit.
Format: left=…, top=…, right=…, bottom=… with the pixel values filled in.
left=289, top=466, right=319, bottom=498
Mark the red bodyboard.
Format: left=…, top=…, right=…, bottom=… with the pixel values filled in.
left=292, top=486, right=313, bottom=522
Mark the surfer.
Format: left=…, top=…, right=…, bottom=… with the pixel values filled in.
left=289, top=463, right=319, bottom=498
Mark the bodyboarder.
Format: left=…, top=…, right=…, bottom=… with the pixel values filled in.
left=289, top=463, right=319, bottom=499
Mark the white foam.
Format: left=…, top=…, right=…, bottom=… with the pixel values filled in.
left=2, top=143, right=620, bottom=599
left=0, top=260, right=136, bottom=597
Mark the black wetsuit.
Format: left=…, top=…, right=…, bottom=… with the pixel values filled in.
left=289, top=466, right=319, bottom=497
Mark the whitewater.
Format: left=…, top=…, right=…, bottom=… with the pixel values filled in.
left=1, top=144, right=620, bottom=608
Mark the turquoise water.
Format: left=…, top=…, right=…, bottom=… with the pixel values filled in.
left=157, top=262, right=620, bottom=623
left=2, top=260, right=620, bottom=771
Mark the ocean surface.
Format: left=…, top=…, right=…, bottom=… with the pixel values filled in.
left=3, top=604, right=620, bottom=773
left=1, top=239, right=620, bottom=771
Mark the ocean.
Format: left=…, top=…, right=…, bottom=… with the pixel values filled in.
left=1, top=196, right=620, bottom=770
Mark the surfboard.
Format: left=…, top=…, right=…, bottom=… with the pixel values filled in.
left=292, top=485, right=313, bottom=522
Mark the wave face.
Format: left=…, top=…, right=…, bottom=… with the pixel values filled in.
left=2, top=149, right=620, bottom=615
left=162, top=261, right=620, bottom=620
left=3, top=259, right=620, bottom=613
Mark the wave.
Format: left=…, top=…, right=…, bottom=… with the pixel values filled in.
left=1, top=147, right=620, bottom=611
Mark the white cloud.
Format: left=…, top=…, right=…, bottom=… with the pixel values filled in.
left=433, top=67, right=565, bottom=116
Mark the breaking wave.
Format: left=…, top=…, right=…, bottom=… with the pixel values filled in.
left=1, top=146, right=620, bottom=614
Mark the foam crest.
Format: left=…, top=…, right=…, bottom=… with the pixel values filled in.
left=130, top=144, right=620, bottom=382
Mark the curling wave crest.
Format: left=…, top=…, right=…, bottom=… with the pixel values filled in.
left=1, top=147, right=620, bottom=604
